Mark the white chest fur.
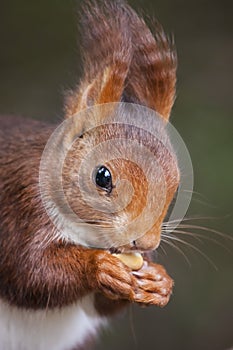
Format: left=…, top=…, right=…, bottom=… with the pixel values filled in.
left=0, top=294, right=107, bottom=350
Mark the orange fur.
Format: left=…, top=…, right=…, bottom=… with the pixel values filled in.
left=65, top=1, right=177, bottom=121
left=0, top=2, right=179, bottom=349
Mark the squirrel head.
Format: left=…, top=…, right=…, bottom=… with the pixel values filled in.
left=41, top=1, right=179, bottom=252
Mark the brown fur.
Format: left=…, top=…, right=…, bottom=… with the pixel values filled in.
left=0, top=1, right=179, bottom=349
left=65, top=1, right=132, bottom=115
left=65, top=1, right=177, bottom=120
left=123, top=6, right=177, bottom=119
left=0, top=120, right=174, bottom=306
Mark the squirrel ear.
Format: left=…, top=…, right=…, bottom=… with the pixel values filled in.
left=65, top=65, right=129, bottom=117
left=64, top=2, right=177, bottom=122
left=123, top=6, right=177, bottom=121
left=64, top=2, right=132, bottom=119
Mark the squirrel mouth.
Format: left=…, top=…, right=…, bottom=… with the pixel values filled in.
left=109, top=247, right=122, bottom=254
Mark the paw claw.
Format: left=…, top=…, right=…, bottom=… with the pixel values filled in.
left=132, top=262, right=173, bottom=306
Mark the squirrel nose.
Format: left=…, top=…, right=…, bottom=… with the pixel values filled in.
left=133, top=229, right=161, bottom=251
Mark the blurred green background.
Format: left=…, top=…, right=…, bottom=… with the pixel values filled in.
left=0, top=0, right=232, bottom=349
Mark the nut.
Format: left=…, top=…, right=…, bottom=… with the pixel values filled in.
left=112, top=252, right=143, bottom=270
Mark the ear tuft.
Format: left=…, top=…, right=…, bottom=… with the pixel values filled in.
left=65, top=1, right=132, bottom=118
left=64, top=1, right=177, bottom=122
left=123, top=6, right=177, bottom=121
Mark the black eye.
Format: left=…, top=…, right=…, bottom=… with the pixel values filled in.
left=94, top=166, right=112, bottom=193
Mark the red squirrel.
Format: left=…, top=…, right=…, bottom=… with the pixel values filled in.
left=0, top=1, right=179, bottom=349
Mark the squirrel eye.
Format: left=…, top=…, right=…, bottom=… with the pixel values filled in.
left=94, top=166, right=112, bottom=193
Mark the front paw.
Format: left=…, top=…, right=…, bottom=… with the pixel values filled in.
left=91, top=251, right=136, bottom=301
left=132, top=262, right=174, bottom=307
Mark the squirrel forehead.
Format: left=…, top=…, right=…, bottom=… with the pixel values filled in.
left=63, top=121, right=179, bottom=187
left=79, top=122, right=170, bottom=149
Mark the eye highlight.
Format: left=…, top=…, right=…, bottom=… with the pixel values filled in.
left=94, top=165, right=113, bottom=193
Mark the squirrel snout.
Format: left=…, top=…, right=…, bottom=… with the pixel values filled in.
left=134, top=233, right=160, bottom=251
left=131, top=228, right=161, bottom=252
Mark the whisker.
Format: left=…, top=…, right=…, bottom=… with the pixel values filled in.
left=162, top=234, right=218, bottom=270
left=167, top=230, right=203, bottom=244
left=182, top=190, right=217, bottom=208
left=163, top=219, right=232, bottom=248
left=174, top=224, right=233, bottom=241
left=82, top=220, right=112, bottom=225
left=163, top=215, right=223, bottom=226
left=161, top=237, right=191, bottom=267
left=169, top=229, right=232, bottom=253
left=183, top=189, right=206, bottom=196
left=158, top=242, right=168, bottom=256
